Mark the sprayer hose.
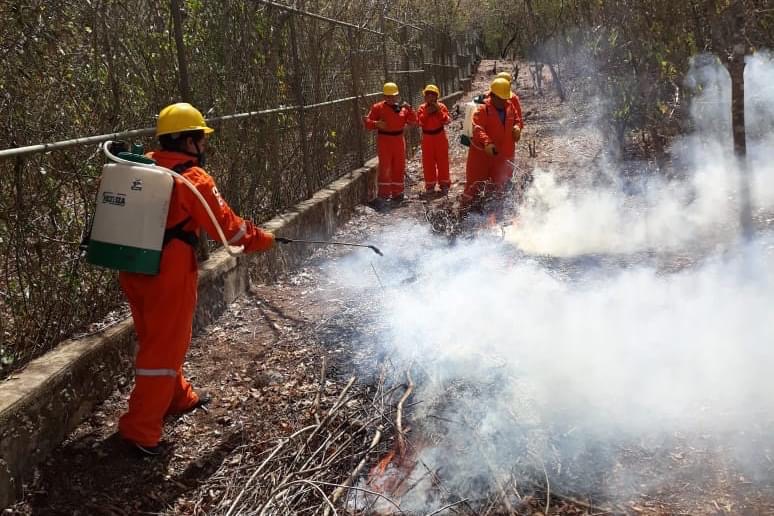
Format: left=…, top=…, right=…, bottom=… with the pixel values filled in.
left=102, top=142, right=244, bottom=257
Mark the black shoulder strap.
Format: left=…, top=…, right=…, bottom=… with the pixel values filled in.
left=161, top=160, right=199, bottom=249
left=163, top=217, right=198, bottom=248
left=171, top=161, right=195, bottom=174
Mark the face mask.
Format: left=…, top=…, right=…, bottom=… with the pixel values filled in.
left=391, top=103, right=402, bottom=114
left=193, top=140, right=207, bottom=167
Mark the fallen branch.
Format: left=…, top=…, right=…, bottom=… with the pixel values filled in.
left=426, top=498, right=471, bottom=516
left=312, top=356, right=328, bottom=424
left=396, top=370, right=415, bottom=458
left=542, top=461, right=551, bottom=515
left=225, top=424, right=318, bottom=516
left=323, top=425, right=384, bottom=515
left=258, top=479, right=339, bottom=516
left=315, top=479, right=404, bottom=515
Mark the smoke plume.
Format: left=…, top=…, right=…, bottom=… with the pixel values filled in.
left=329, top=51, right=774, bottom=511
left=505, top=51, right=774, bottom=256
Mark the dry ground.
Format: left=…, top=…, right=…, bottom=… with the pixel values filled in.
left=10, top=60, right=774, bottom=515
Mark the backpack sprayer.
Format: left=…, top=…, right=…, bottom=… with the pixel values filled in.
left=84, top=141, right=384, bottom=274
left=460, top=94, right=486, bottom=147
left=83, top=141, right=243, bottom=275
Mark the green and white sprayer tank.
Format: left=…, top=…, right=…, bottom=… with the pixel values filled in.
left=85, top=141, right=242, bottom=275
left=460, top=94, right=485, bottom=147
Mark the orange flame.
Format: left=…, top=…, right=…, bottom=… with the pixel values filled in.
left=374, top=449, right=396, bottom=475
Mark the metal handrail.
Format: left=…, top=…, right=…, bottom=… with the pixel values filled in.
left=0, top=92, right=382, bottom=159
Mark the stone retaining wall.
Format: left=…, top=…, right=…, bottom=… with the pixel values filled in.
left=0, top=89, right=468, bottom=507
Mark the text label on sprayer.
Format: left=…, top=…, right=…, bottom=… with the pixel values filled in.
left=101, top=192, right=126, bottom=206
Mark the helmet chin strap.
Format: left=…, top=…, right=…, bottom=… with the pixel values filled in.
left=193, top=139, right=206, bottom=167
left=180, top=138, right=206, bottom=167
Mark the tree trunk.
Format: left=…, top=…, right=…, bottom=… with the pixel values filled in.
left=547, top=62, right=565, bottom=101
left=728, top=1, right=752, bottom=238
left=170, top=0, right=191, bottom=102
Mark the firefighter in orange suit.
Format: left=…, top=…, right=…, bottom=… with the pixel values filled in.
left=496, top=71, right=524, bottom=137
left=118, top=103, right=275, bottom=456
left=462, top=78, right=519, bottom=209
left=364, top=82, right=417, bottom=204
left=417, top=84, right=451, bottom=194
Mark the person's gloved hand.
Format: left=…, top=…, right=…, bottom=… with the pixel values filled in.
left=484, top=144, right=498, bottom=157
left=401, top=101, right=412, bottom=109
left=376, top=120, right=387, bottom=130
left=275, top=236, right=292, bottom=244
left=512, top=126, right=522, bottom=142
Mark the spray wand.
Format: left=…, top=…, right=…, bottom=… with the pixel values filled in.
left=275, top=237, right=383, bottom=256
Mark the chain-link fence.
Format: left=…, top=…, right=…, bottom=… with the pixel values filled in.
left=0, top=0, right=479, bottom=376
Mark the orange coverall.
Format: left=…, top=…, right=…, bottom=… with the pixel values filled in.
left=118, top=150, right=274, bottom=447
left=417, top=101, right=451, bottom=191
left=462, top=96, right=518, bottom=207
left=364, top=101, right=417, bottom=199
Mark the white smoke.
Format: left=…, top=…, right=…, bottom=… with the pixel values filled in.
left=333, top=224, right=774, bottom=510
left=505, top=51, right=774, bottom=257
left=326, top=51, right=774, bottom=511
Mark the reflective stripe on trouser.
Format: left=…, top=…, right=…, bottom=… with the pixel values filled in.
left=118, top=259, right=200, bottom=447
left=421, top=132, right=450, bottom=190
left=377, top=135, right=406, bottom=198
left=136, top=368, right=177, bottom=377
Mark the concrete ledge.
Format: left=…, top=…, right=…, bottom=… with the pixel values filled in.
left=0, top=158, right=379, bottom=508
left=252, top=158, right=378, bottom=280
left=0, top=80, right=472, bottom=508
left=443, top=91, right=465, bottom=107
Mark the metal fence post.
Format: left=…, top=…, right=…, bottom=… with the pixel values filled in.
left=380, top=1, right=388, bottom=81
left=289, top=14, right=314, bottom=198
left=170, top=0, right=212, bottom=259
left=400, top=26, right=412, bottom=100
left=348, top=28, right=365, bottom=166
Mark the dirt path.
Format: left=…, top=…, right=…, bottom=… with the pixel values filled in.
left=9, top=59, right=544, bottom=516
left=12, top=60, right=774, bottom=515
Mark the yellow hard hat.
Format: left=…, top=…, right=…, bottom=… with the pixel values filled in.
left=383, top=82, right=399, bottom=96
left=423, top=84, right=440, bottom=96
left=156, top=102, right=214, bottom=137
left=496, top=72, right=513, bottom=82
left=490, top=78, right=512, bottom=100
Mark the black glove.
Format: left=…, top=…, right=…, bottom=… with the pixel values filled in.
left=275, top=236, right=293, bottom=244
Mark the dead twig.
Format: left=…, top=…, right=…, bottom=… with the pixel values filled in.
left=426, top=498, right=471, bottom=515
left=323, top=425, right=385, bottom=515
left=225, top=424, right=318, bottom=516
left=315, top=479, right=404, bottom=514
left=542, top=461, right=551, bottom=515
left=258, top=479, right=339, bottom=516
left=312, top=356, right=327, bottom=424
left=396, top=370, right=414, bottom=458
left=371, top=262, right=385, bottom=289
